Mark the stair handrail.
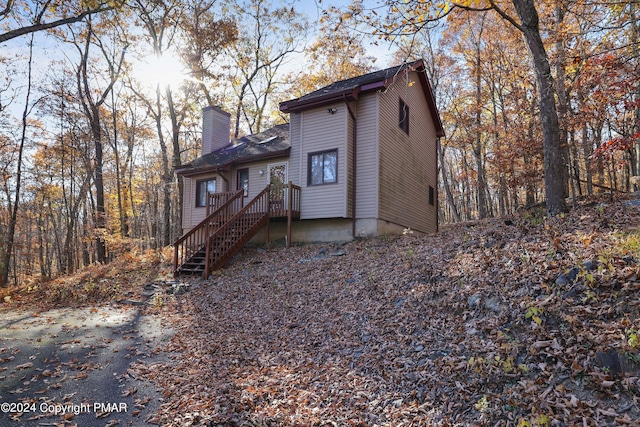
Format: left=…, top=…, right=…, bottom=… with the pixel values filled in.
left=173, top=189, right=244, bottom=274
left=203, top=185, right=271, bottom=277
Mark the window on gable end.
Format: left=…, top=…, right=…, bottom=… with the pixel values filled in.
left=399, top=98, right=409, bottom=134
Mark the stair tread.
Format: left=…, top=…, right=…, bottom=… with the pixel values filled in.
left=176, top=205, right=269, bottom=277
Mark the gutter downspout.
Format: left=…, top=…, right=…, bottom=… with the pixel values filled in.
left=217, top=170, right=230, bottom=191
left=344, top=95, right=357, bottom=238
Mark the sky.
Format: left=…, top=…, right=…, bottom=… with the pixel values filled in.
left=0, top=0, right=399, bottom=124
left=297, top=0, right=398, bottom=67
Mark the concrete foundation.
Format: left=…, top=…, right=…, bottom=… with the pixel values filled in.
left=247, top=217, right=418, bottom=245
left=250, top=218, right=354, bottom=244
left=181, top=217, right=421, bottom=247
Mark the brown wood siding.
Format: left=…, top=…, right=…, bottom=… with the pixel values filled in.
left=298, top=103, right=348, bottom=219
left=354, top=93, right=379, bottom=219
left=377, top=70, right=438, bottom=233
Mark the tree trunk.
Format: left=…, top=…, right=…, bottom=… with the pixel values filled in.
left=90, top=107, right=108, bottom=262
left=75, top=16, right=125, bottom=263
left=64, top=172, right=92, bottom=273
left=570, top=130, right=582, bottom=196
left=632, top=3, right=640, bottom=180
left=511, top=0, right=568, bottom=214
left=438, top=141, right=461, bottom=222
left=110, top=91, right=128, bottom=238
left=577, top=90, right=593, bottom=194
left=462, top=154, right=473, bottom=220
left=553, top=2, right=572, bottom=200
left=472, top=16, right=488, bottom=219
left=165, top=83, right=182, bottom=243
left=153, top=86, right=172, bottom=247
left=1, top=36, right=33, bottom=287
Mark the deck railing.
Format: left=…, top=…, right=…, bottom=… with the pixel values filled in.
left=206, top=191, right=243, bottom=216
left=173, top=189, right=244, bottom=274
left=174, top=182, right=302, bottom=276
left=269, top=182, right=301, bottom=218
left=203, top=186, right=272, bottom=277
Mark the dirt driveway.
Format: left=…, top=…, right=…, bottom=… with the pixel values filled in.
left=0, top=302, right=174, bottom=426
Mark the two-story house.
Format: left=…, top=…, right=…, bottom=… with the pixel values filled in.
left=174, top=59, right=444, bottom=276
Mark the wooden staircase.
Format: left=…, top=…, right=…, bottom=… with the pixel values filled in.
left=173, top=183, right=300, bottom=278
left=175, top=248, right=207, bottom=276
left=173, top=189, right=245, bottom=277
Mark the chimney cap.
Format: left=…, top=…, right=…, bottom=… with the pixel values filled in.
left=203, top=105, right=231, bottom=117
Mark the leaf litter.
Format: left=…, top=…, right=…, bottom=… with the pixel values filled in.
left=3, top=195, right=637, bottom=425
left=134, top=194, right=640, bottom=426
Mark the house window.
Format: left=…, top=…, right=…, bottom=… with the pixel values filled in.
left=399, top=98, right=409, bottom=134
left=308, top=149, right=338, bottom=186
left=195, top=178, right=216, bottom=207
left=237, top=169, right=249, bottom=196
left=429, top=185, right=435, bottom=206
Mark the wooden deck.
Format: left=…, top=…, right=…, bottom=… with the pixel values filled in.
left=206, top=183, right=301, bottom=219
left=174, top=182, right=301, bottom=277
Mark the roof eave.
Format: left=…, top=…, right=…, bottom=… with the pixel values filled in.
left=415, top=65, right=445, bottom=137
left=176, top=147, right=291, bottom=177
left=176, top=164, right=230, bottom=178
left=403, top=60, right=445, bottom=137
left=280, top=88, right=360, bottom=113
left=279, top=59, right=445, bottom=137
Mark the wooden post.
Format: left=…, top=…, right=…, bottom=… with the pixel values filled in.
left=173, top=244, right=179, bottom=277
left=265, top=185, right=270, bottom=247
left=203, top=237, right=211, bottom=279
left=286, top=181, right=292, bottom=248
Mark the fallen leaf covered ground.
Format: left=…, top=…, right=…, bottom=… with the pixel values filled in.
left=2, top=195, right=639, bottom=426
left=133, top=194, right=640, bottom=426
left=0, top=250, right=178, bottom=426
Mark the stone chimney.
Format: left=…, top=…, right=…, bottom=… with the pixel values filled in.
left=202, top=106, right=231, bottom=155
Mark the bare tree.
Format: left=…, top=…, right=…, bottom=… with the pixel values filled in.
left=1, top=34, right=35, bottom=286
left=0, top=0, right=124, bottom=44
left=225, top=0, right=307, bottom=137
left=71, top=14, right=128, bottom=263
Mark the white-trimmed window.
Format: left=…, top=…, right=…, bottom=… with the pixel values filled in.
left=308, top=149, right=338, bottom=186
left=195, top=178, right=216, bottom=207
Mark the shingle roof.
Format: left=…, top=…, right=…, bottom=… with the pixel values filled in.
left=176, top=123, right=290, bottom=176
left=279, top=59, right=444, bottom=137
left=281, top=61, right=420, bottom=110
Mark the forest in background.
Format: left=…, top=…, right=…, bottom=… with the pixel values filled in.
left=0, top=0, right=638, bottom=286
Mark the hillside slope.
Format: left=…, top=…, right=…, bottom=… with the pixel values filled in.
left=140, top=194, right=640, bottom=426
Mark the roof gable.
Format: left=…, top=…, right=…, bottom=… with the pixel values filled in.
left=279, top=59, right=444, bottom=137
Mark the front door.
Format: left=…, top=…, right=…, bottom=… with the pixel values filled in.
left=268, top=162, right=288, bottom=213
